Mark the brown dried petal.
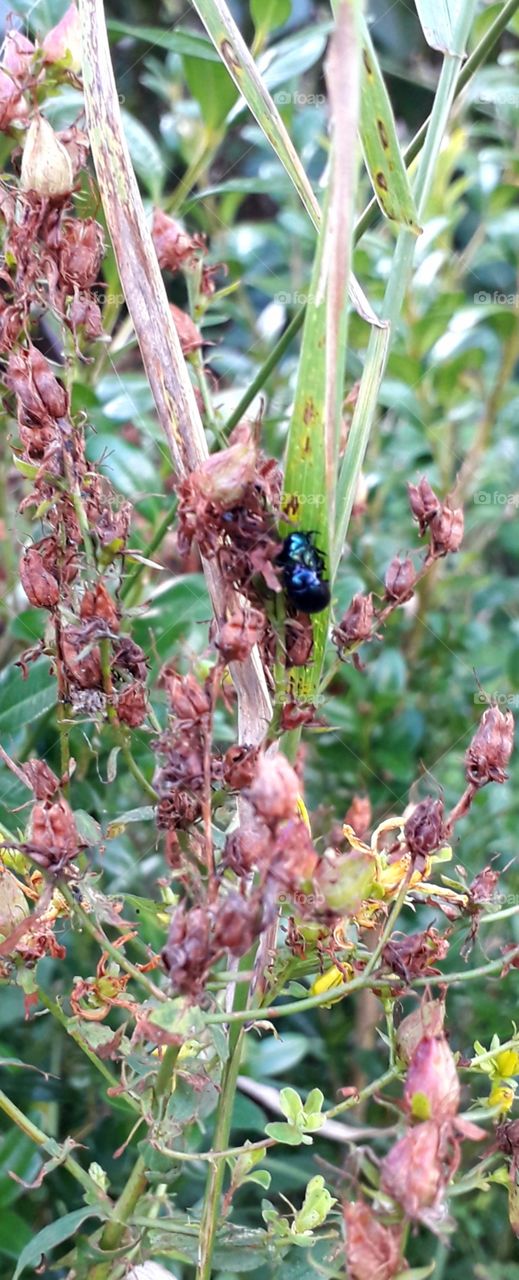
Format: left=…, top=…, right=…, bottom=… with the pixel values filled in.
left=429, top=504, right=464, bottom=556
left=384, top=556, right=416, bottom=603
left=117, top=682, right=148, bottom=728
left=80, top=580, right=120, bottom=631
left=465, top=705, right=514, bottom=788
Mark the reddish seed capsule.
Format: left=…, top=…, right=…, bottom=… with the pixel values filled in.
left=465, top=705, right=514, bottom=788
left=343, top=1201, right=404, bottom=1280
left=20, top=545, right=59, bottom=609
left=380, top=1121, right=443, bottom=1220
left=384, top=556, right=416, bottom=603
left=403, top=1035, right=460, bottom=1122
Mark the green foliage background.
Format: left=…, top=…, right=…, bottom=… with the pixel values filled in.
left=0, top=0, right=519, bottom=1276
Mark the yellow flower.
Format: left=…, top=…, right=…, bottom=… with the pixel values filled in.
left=495, top=1049, right=519, bottom=1078
left=487, top=1083, right=516, bottom=1113
left=310, top=965, right=352, bottom=1007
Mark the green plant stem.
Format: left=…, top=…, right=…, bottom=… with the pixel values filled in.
left=196, top=1025, right=244, bottom=1280
left=224, top=0, right=519, bottom=437
left=0, top=1086, right=108, bottom=1201
left=326, top=1065, right=398, bottom=1118
left=202, top=939, right=519, bottom=1026
left=97, top=1153, right=148, bottom=1255
left=94, top=1044, right=180, bottom=1268
left=120, top=502, right=176, bottom=603
left=363, top=876, right=412, bottom=980
left=166, top=130, right=219, bottom=213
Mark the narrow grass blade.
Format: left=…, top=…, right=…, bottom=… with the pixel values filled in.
left=414, top=0, right=459, bottom=53
left=334, top=0, right=476, bottom=568
left=190, top=0, right=382, bottom=328
left=359, top=19, right=421, bottom=233
left=281, top=0, right=361, bottom=702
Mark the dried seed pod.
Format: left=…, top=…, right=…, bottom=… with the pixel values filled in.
left=20, top=116, right=74, bottom=197
left=59, top=217, right=104, bottom=289
left=30, top=798, right=79, bottom=868
left=152, top=207, right=205, bottom=271
left=380, top=1121, right=443, bottom=1220
left=246, top=754, right=300, bottom=824
left=396, top=998, right=446, bottom=1066
left=429, top=504, right=464, bottom=556
left=384, top=556, right=416, bottom=603
left=344, top=795, right=372, bottom=841
left=162, top=904, right=214, bottom=996
left=223, top=827, right=270, bottom=876
left=404, top=798, right=445, bottom=861
left=465, top=705, right=514, bottom=788
left=215, top=607, right=265, bottom=662
left=408, top=477, right=440, bottom=535
left=20, top=544, right=59, bottom=608
left=332, top=593, right=374, bottom=652
left=211, top=890, right=262, bottom=957
left=61, top=625, right=102, bottom=689
left=223, top=744, right=260, bottom=791
left=22, top=759, right=60, bottom=802
left=343, top=1201, right=404, bottom=1280
left=117, top=682, right=148, bottom=728
left=170, top=303, right=204, bottom=354
left=403, top=1035, right=460, bottom=1122
left=164, top=670, right=211, bottom=721
left=80, top=581, right=120, bottom=632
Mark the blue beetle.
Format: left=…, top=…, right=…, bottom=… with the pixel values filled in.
left=277, top=532, right=330, bottom=614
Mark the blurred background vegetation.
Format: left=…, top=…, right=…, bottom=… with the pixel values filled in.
left=0, top=1, right=519, bottom=1276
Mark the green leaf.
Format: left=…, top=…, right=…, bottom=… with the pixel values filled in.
left=251, top=0, right=292, bottom=36
left=304, top=1088, right=324, bottom=1115
left=107, top=20, right=221, bottom=61
left=182, top=54, right=238, bottom=129
left=13, top=1207, right=107, bottom=1279
left=279, top=1086, right=304, bottom=1124
left=264, top=1120, right=304, bottom=1145
left=0, top=1210, right=32, bottom=1258
left=0, top=659, right=55, bottom=740
left=413, top=0, right=472, bottom=54
left=358, top=19, right=421, bottom=232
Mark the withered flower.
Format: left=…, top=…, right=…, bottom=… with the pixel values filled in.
left=332, top=593, right=374, bottom=654
left=215, top=606, right=265, bottom=662
left=152, top=208, right=205, bottom=271
left=80, top=580, right=120, bottom=632
left=6, top=346, right=69, bottom=423
left=380, top=1121, right=444, bottom=1221
left=20, top=544, right=59, bottom=608
left=384, top=556, right=416, bottom=603
left=246, top=753, right=300, bottom=824
left=383, top=926, right=449, bottom=982
left=404, top=798, right=445, bottom=863
left=30, top=798, right=79, bottom=869
left=343, top=1201, right=404, bottom=1280
left=170, top=303, right=204, bottom=355
left=465, top=705, right=514, bottom=788
left=117, top=682, right=148, bottom=728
